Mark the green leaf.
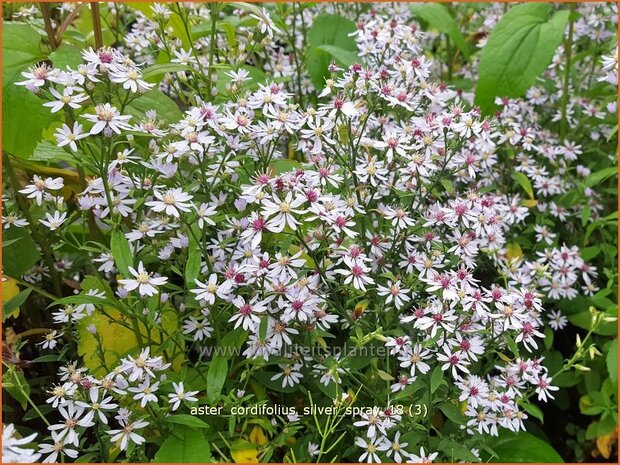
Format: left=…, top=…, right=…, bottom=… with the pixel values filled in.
left=2, top=23, right=45, bottom=91
left=580, top=246, right=600, bottom=261
left=307, top=14, right=357, bottom=49
left=585, top=415, right=617, bottom=440
left=33, top=354, right=62, bottom=363
left=521, top=401, right=545, bottom=422
left=269, top=159, right=301, bottom=175
left=583, top=166, right=617, bottom=188
left=185, top=243, right=202, bottom=289
left=258, top=314, right=269, bottom=341
left=74, top=453, right=97, bottom=463
left=512, top=172, right=535, bottom=199
left=410, top=3, right=470, bottom=58
left=2, top=24, right=55, bottom=159
left=580, top=202, right=591, bottom=226
left=315, top=45, right=360, bottom=68
left=486, top=431, right=563, bottom=462
left=567, top=311, right=617, bottom=336
left=305, top=14, right=358, bottom=89
left=3, top=86, right=58, bottom=159
left=3, top=227, right=42, bottom=277
left=3, top=369, right=30, bottom=409
left=47, top=293, right=111, bottom=309
left=164, top=414, right=211, bottom=430
left=606, top=338, right=618, bottom=386
left=153, top=427, right=213, bottom=462
left=141, top=63, right=192, bottom=83
left=125, top=89, right=182, bottom=123
left=31, top=139, right=77, bottom=163
left=430, top=365, right=444, bottom=394
left=475, top=4, right=570, bottom=115
left=207, top=356, right=228, bottom=402
left=3, top=289, right=32, bottom=323
left=110, top=230, right=133, bottom=277
left=438, top=439, right=480, bottom=462
left=49, top=44, right=83, bottom=69
left=438, top=402, right=465, bottom=424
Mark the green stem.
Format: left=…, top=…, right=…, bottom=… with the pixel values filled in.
left=4, top=364, right=51, bottom=426
left=4, top=154, right=63, bottom=296
left=207, top=3, right=220, bottom=100
left=559, top=4, right=576, bottom=140
left=39, top=2, right=57, bottom=51
left=91, top=2, right=104, bottom=49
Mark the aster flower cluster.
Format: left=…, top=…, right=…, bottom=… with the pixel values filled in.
left=3, top=2, right=616, bottom=463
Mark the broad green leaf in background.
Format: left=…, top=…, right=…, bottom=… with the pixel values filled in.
left=314, top=45, right=359, bottom=68
left=269, top=158, right=301, bottom=175
left=430, top=365, right=444, bottom=394
left=153, top=427, right=213, bottom=463
left=141, top=63, right=192, bottom=83
left=606, top=338, right=617, bottom=386
left=410, top=3, right=470, bottom=58
left=164, top=414, right=211, bottom=430
left=3, top=86, right=58, bottom=159
left=185, top=241, right=202, bottom=287
left=2, top=23, right=45, bottom=91
left=305, top=14, right=359, bottom=89
left=31, top=140, right=77, bottom=164
left=475, top=4, right=570, bottom=115
left=486, top=431, right=564, bottom=463
left=207, top=356, right=228, bottom=402
left=512, top=172, right=535, bottom=199
left=583, top=166, right=618, bottom=188
left=567, top=310, right=617, bottom=336
left=3, top=369, right=31, bottom=410
left=2, top=227, right=42, bottom=277
left=125, top=89, right=183, bottom=123
left=49, top=44, right=84, bottom=69
left=110, top=230, right=133, bottom=276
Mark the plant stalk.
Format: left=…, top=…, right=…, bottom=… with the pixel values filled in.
left=91, top=2, right=104, bottom=49
left=559, top=4, right=576, bottom=140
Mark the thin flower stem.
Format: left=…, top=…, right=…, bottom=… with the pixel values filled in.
left=39, top=2, right=58, bottom=51
left=207, top=3, right=220, bottom=100
left=91, top=2, right=104, bottom=49
left=3, top=363, right=51, bottom=427
left=559, top=3, right=577, bottom=140
left=9, top=276, right=59, bottom=300
left=4, top=154, right=64, bottom=296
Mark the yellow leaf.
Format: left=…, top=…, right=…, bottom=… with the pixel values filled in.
left=231, top=448, right=259, bottom=463
left=376, top=369, right=395, bottom=381
left=11, top=158, right=82, bottom=203
left=596, top=428, right=617, bottom=459
left=460, top=400, right=468, bottom=414
left=498, top=352, right=513, bottom=363
left=354, top=300, right=369, bottom=319
left=521, top=199, right=538, bottom=208
left=77, top=307, right=184, bottom=377
left=2, top=276, right=21, bottom=319
left=249, top=426, right=268, bottom=445
left=505, top=243, right=523, bottom=260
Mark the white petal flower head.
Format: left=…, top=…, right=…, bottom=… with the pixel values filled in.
left=118, top=261, right=168, bottom=297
